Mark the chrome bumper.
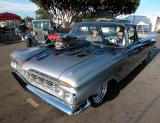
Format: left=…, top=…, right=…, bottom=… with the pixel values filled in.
left=12, top=71, right=91, bottom=115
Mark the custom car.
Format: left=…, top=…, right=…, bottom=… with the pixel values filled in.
left=10, top=21, right=156, bottom=115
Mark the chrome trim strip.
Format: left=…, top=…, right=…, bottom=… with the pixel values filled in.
left=27, top=84, right=74, bottom=115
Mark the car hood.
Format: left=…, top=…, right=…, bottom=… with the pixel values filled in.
left=21, top=46, right=98, bottom=79
left=12, top=45, right=115, bottom=79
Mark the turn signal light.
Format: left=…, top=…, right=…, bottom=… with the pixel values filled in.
left=61, top=81, right=73, bottom=88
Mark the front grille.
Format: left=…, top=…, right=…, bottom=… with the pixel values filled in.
left=16, top=68, right=75, bottom=105
left=19, top=69, right=61, bottom=96
left=29, top=69, right=59, bottom=84
left=35, top=30, right=46, bottom=43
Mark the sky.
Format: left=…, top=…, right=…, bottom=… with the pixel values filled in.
left=0, top=0, right=38, bottom=18
left=0, top=0, right=160, bottom=18
left=135, top=0, right=160, bottom=16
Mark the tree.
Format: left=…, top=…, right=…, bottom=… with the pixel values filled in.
left=35, top=8, right=54, bottom=19
left=31, top=0, right=140, bottom=27
left=24, top=16, right=34, bottom=21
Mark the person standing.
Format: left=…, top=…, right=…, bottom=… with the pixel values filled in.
left=18, top=20, right=28, bottom=40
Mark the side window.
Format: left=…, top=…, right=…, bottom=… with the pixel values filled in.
left=77, top=26, right=90, bottom=36
left=124, top=30, right=130, bottom=46
left=101, top=27, right=117, bottom=37
left=127, top=26, right=138, bottom=43
left=128, top=26, right=135, bottom=39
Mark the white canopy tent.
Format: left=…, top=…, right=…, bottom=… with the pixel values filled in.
left=137, top=21, right=150, bottom=33
left=137, top=21, right=149, bottom=26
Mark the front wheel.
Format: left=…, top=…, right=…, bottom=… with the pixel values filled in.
left=90, top=82, right=108, bottom=107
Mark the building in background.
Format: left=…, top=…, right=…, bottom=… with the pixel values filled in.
left=120, top=15, right=160, bottom=32
left=149, top=16, right=160, bottom=32
left=124, top=15, right=151, bottom=33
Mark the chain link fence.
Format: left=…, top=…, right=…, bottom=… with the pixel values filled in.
left=0, top=29, right=21, bottom=42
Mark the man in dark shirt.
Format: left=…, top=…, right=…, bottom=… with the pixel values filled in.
left=115, top=30, right=124, bottom=46
left=19, top=21, right=28, bottom=40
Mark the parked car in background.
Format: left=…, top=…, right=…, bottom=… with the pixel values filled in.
left=25, top=19, right=71, bottom=47
left=22, top=19, right=57, bottom=47
left=10, top=21, right=156, bottom=115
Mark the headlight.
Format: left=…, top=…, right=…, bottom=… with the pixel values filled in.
left=64, top=92, right=74, bottom=104
left=11, top=61, right=17, bottom=69
left=55, top=87, right=64, bottom=97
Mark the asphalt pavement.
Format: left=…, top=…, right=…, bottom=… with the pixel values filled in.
left=0, top=35, right=160, bottom=123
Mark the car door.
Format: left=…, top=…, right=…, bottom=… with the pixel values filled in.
left=139, top=38, right=156, bottom=61
left=115, top=42, right=142, bottom=81
left=114, top=31, right=145, bottom=81
left=125, top=42, right=144, bottom=70
left=125, top=25, right=148, bottom=69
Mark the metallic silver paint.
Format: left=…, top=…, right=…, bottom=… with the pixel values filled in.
left=10, top=22, right=157, bottom=115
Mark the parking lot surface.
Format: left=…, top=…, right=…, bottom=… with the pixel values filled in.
left=0, top=35, right=160, bottom=123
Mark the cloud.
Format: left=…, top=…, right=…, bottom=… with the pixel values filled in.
left=0, top=0, right=38, bottom=17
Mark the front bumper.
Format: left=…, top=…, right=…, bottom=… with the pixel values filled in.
left=12, top=71, right=91, bottom=115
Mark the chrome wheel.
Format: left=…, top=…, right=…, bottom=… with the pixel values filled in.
left=92, top=83, right=108, bottom=105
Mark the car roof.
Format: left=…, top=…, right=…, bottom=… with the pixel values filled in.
left=69, top=20, right=137, bottom=34
left=76, top=21, right=136, bottom=27
left=76, top=21, right=125, bottom=27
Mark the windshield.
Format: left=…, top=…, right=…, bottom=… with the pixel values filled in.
left=77, top=25, right=126, bottom=47
left=32, top=21, right=51, bottom=30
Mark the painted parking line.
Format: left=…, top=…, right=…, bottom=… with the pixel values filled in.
left=26, top=98, right=39, bottom=108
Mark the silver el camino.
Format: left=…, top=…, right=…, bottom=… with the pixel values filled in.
left=10, top=21, right=156, bottom=115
